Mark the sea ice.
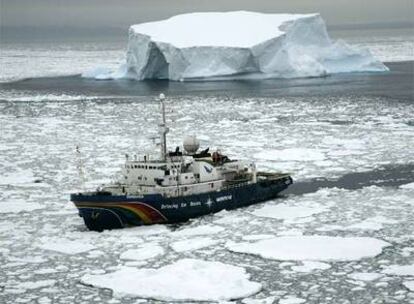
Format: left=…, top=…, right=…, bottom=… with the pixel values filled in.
left=0, top=169, right=36, bottom=185
left=81, top=259, right=261, bottom=301
left=400, top=182, right=414, bottom=189
left=120, top=244, right=164, bottom=261
left=348, top=272, right=383, bottom=281
left=343, top=219, right=384, bottom=231
left=7, top=280, right=57, bottom=293
left=251, top=203, right=328, bottom=222
left=170, top=237, right=220, bottom=252
left=38, top=239, right=95, bottom=255
left=279, top=296, right=306, bottom=304
left=227, top=236, right=390, bottom=261
left=291, top=261, right=331, bottom=272
left=242, top=234, right=275, bottom=241
left=382, top=264, right=414, bottom=276
left=403, top=281, right=414, bottom=291
left=0, top=200, right=43, bottom=213
left=85, top=11, right=387, bottom=81
left=254, top=148, right=326, bottom=162
left=242, top=296, right=277, bottom=304
left=171, top=224, right=224, bottom=237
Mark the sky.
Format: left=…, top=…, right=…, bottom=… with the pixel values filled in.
left=1, top=0, right=413, bottom=28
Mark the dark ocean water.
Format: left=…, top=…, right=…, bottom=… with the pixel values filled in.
left=1, top=61, right=413, bottom=102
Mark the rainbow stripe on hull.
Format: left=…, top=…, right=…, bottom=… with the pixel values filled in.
left=74, top=201, right=168, bottom=230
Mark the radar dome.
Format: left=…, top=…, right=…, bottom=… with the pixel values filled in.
left=183, top=135, right=200, bottom=154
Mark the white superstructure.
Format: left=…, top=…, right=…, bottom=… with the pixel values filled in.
left=101, top=94, right=257, bottom=198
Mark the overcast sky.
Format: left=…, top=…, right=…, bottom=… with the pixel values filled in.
left=1, top=0, right=413, bottom=30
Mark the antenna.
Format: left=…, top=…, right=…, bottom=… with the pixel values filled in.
left=75, top=145, right=86, bottom=191
left=158, top=93, right=169, bottom=161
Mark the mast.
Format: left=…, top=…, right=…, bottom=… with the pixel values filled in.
left=159, top=93, right=169, bottom=161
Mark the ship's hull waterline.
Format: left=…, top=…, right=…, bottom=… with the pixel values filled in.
left=70, top=176, right=292, bottom=231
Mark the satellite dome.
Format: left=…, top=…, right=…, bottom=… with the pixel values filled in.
left=183, top=135, right=200, bottom=154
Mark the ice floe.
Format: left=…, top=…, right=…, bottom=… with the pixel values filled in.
left=38, top=239, right=95, bottom=255
left=120, top=244, right=164, bottom=261
left=242, top=296, right=277, bottom=304
left=170, top=237, right=220, bottom=252
left=291, top=261, right=331, bottom=272
left=251, top=203, right=328, bottom=223
left=347, top=272, right=383, bottom=281
left=172, top=224, right=225, bottom=237
left=81, top=259, right=261, bottom=301
left=400, top=182, right=414, bottom=189
left=0, top=169, right=36, bottom=185
left=279, top=296, right=306, bottom=304
left=5, top=280, right=56, bottom=294
left=403, top=281, right=414, bottom=291
left=0, top=199, right=43, bottom=213
left=227, top=236, right=390, bottom=261
left=254, top=148, right=326, bottom=162
left=382, top=264, right=414, bottom=276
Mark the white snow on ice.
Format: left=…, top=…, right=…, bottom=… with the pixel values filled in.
left=170, top=237, right=220, bottom=252
left=291, top=261, right=331, bottom=272
left=254, top=148, right=326, bottom=162
left=119, top=244, right=164, bottom=261
left=242, top=296, right=277, bottom=304
left=382, top=264, right=414, bottom=276
left=251, top=203, right=328, bottom=223
left=400, top=182, right=414, bottom=190
left=403, top=281, right=414, bottom=291
left=85, top=11, right=388, bottom=80
left=0, top=199, right=43, bottom=213
left=227, top=236, right=390, bottom=261
left=81, top=259, right=261, bottom=301
left=0, top=169, right=36, bottom=185
left=279, top=296, right=306, bottom=304
left=171, top=224, right=225, bottom=237
left=347, top=272, right=383, bottom=281
left=38, top=239, right=96, bottom=255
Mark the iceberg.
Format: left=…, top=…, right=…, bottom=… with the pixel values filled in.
left=85, top=11, right=388, bottom=81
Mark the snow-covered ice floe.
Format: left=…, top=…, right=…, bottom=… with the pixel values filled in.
left=84, top=11, right=388, bottom=81
left=119, top=244, right=164, bottom=261
left=403, top=281, right=414, bottom=291
left=81, top=259, right=261, bottom=301
left=347, top=272, right=383, bottom=282
left=227, top=236, right=390, bottom=261
left=382, top=264, right=414, bottom=276
left=170, top=237, right=220, bottom=252
left=251, top=202, right=329, bottom=223
left=38, top=238, right=96, bottom=255
left=0, top=199, right=43, bottom=214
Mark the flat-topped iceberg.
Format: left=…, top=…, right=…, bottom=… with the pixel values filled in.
left=85, top=11, right=388, bottom=80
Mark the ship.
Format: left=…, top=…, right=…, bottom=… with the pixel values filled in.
left=70, top=94, right=293, bottom=231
